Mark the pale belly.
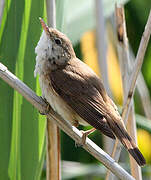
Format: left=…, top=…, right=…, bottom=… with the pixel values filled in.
left=39, top=75, right=89, bottom=126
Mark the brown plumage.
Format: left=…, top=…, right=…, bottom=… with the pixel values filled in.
left=35, top=18, right=146, bottom=166
left=50, top=59, right=145, bottom=166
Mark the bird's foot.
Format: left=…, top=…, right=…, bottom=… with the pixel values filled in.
left=75, top=128, right=96, bottom=147
left=39, top=97, right=51, bottom=115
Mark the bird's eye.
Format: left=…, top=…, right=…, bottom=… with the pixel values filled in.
left=55, top=38, right=62, bottom=45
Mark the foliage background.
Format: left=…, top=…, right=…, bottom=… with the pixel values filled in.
left=0, top=0, right=151, bottom=179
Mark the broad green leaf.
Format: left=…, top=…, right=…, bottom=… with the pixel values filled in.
left=0, top=0, right=23, bottom=178
left=0, top=0, right=46, bottom=179
left=8, top=1, right=31, bottom=179
left=19, top=0, right=46, bottom=179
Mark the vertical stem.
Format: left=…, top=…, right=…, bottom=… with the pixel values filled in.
left=116, top=6, right=142, bottom=180
left=46, top=120, right=61, bottom=180
left=95, top=0, right=113, bottom=155
left=106, top=5, right=143, bottom=180
left=46, top=0, right=61, bottom=180
left=95, top=0, right=111, bottom=96
left=46, top=0, right=56, bottom=28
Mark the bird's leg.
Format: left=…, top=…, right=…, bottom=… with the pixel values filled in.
left=80, top=128, right=96, bottom=145
left=76, top=128, right=96, bottom=147
left=39, top=96, right=51, bottom=115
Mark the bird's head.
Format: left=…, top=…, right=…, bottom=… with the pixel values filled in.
left=35, top=18, right=75, bottom=73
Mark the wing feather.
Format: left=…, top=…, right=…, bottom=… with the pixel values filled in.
left=50, top=64, right=115, bottom=139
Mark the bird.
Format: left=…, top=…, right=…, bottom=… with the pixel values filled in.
left=34, top=18, right=146, bottom=166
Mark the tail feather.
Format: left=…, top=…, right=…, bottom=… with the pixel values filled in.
left=121, top=137, right=146, bottom=166
left=128, top=147, right=146, bottom=166
left=107, top=119, right=146, bottom=166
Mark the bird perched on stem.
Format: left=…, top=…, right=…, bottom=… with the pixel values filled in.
left=34, top=18, right=146, bottom=166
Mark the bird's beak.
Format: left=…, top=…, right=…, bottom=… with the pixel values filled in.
left=39, top=18, right=50, bottom=36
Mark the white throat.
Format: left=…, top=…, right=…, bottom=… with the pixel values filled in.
left=34, top=31, right=52, bottom=77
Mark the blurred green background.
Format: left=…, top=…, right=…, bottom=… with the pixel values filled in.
left=0, top=0, right=151, bottom=179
